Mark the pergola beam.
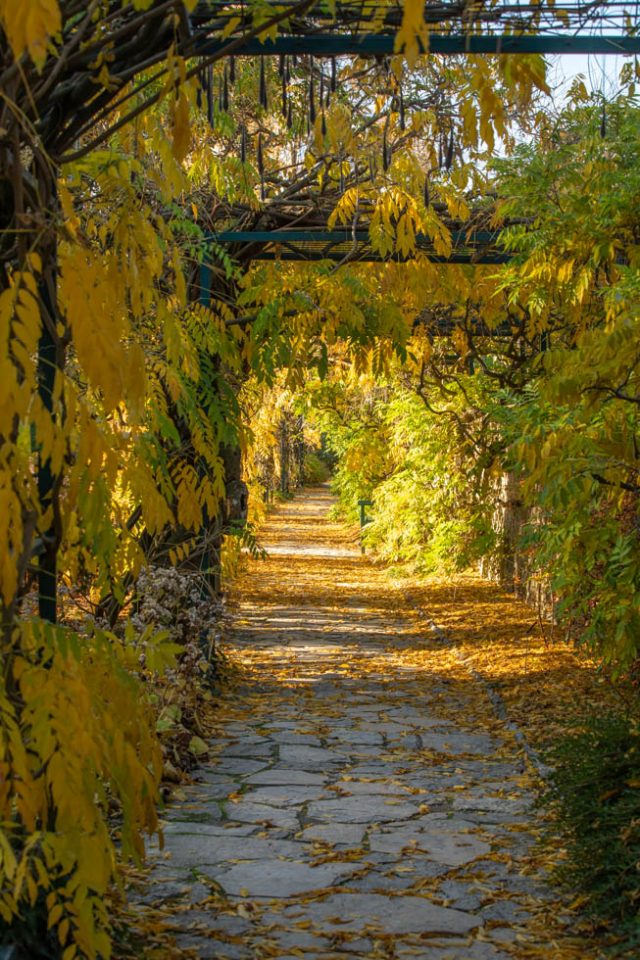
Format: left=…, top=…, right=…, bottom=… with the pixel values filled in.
left=207, top=229, right=510, bottom=264
left=236, top=251, right=511, bottom=263
left=197, top=33, right=640, bottom=57
left=213, top=229, right=501, bottom=244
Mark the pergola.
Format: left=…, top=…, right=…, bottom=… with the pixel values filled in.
left=27, top=1, right=640, bottom=622
left=196, top=1, right=640, bottom=294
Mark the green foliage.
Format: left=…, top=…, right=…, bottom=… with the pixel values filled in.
left=296, top=97, right=640, bottom=673
left=545, top=712, right=640, bottom=949
left=491, top=95, right=640, bottom=671
left=496, top=376, right=640, bottom=672
left=366, top=389, right=498, bottom=572
left=303, top=452, right=332, bottom=484
left=303, top=377, right=391, bottom=524
left=305, top=371, right=498, bottom=572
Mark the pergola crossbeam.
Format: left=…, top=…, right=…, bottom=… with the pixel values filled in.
left=206, top=229, right=511, bottom=264
left=197, top=33, right=640, bottom=57
left=213, top=230, right=501, bottom=244
left=234, top=251, right=511, bottom=263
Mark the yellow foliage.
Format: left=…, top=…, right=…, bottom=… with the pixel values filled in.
left=0, top=16, right=575, bottom=957
left=171, top=90, right=192, bottom=163
left=0, top=0, right=60, bottom=67
left=394, top=0, right=429, bottom=67
left=0, top=621, right=164, bottom=957
left=0, top=266, right=63, bottom=605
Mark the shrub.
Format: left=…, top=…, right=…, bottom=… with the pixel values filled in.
left=303, top=451, right=332, bottom=484
left=545, top=711, right=640, bottom=950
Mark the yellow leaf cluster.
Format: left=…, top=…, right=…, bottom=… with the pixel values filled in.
left=394, top=0, right=429, bottom=68
left=0, top=0, right=60, bottom=68
left=171, top=90, right=192, bottom=163
left=0, top=266, right=66, bottom=604
left=0, top=620, right=162, bottom=956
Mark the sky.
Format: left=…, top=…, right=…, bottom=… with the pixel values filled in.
left=549, top=52, right=628, bottom=101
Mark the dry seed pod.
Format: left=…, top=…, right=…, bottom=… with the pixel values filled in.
left=445, top=129, right=454, bottom=170
left=331, top=57, right=337, bottom=91
left=259, top=57, right=268, bottom=109
left=196, top=67, right=204, bottom=109
left=240, top=124, right=247, bottom=163
left=257, top=133, right=264, bottom=175
left=423, top=174, right=430, bottom=208
left=399, top=85, right=405, bottom=131
left=229, top=56, right=236, bottom=85
left=206, top=65, right=214, bottom=126
left=309, top=72, right=316, bottom=125
left=223, top=65, right=229, bottom=112
left=257, top=133, right=265, bottom=199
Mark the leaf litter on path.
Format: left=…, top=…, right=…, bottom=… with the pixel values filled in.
left=123, top=486, right=611, bottom=960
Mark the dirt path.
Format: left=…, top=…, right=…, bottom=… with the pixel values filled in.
left=140, top=486, right=593, bottom=959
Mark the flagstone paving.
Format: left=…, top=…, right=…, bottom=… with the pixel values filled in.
left=138, top=487, right=588, bottom=959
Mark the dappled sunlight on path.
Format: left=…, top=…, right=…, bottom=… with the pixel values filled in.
left=138, top=487, right=601, bottom=960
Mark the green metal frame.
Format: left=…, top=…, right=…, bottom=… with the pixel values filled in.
left=207, top=229, right=511, bottom=264
left=198, top=33, right=640, bottom=57
left=214, top=230, right=500, bottom=244
left=358, top=499, right=373, bottom=527
left=230, top=250, right=511, bottom=263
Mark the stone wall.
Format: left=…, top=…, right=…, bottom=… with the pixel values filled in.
left=480, top=472, right=554, bottom=619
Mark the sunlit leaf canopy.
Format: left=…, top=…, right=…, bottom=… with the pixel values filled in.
left=1, top=2, right=635, bottom=279
left=0, top=0, right=637, bottom=624
left=3, top=1, right=636, bottom=163
left=0, top=6, right=639, bottom=955
left=181, top=1, right=640, bottom=262
left=125, top=3, right=630, bottom=300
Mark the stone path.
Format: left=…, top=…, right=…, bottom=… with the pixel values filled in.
left=140, top=487, right=567, bottom=959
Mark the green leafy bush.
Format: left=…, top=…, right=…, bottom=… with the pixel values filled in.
left=304, top=376, right=498, bottom=572
left=303, top=452, right=332, bottom=484
left=545, top=712, right=640, bottom=949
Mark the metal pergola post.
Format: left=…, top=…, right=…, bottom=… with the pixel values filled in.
left=198, top=256, right=216, bottom=597
left=37, top=256, right=58, bottom=624
left=280, top=419, right=288, bottom=496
